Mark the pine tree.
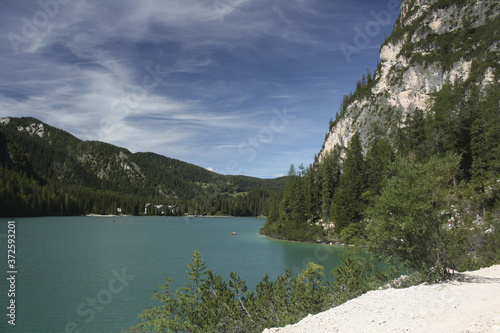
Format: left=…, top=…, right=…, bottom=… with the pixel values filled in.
left=407, top=109, right=427, bottom=160
left=181, top=249, right=207, bottom=301
left=367, top=153, right=462, bottom=280
left=320, top=147, right=341, bottom=223
left=279, top=175, right=308, bottom=239
left=471, top=84, right=500, bottom=188
left=364, top=136, right=393, bottom=198
left=331, top=133, right=365, bottom=239
left=306, top=163, right=322, bottom=222
left=425, top=82, right=460, bottom=155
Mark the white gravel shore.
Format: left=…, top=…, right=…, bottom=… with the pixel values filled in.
left=263, top=265, right=500, bottom=333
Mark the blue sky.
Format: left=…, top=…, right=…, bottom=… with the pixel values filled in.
left=0, top=0, right=400, bottom=178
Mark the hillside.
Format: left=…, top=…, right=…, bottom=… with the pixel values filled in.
left=321, top=0, right=499, bottom=157
left=0, top=116, right=286, bottom=217
left=261, top=0, right=499, bottom=272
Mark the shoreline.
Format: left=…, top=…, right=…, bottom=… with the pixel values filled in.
left=1, top=214, right=265, bottom=218
left=260, top=231, right=349, bottom=246
left=84, top=214, right=266, bottom=218
left=263, top=264, right=500, bottom=333
left=85, top=213, right=122, bottom=217
left=260, top=233, right=347, bottom=247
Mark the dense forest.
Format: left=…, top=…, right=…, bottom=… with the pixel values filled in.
left=0, top=117, right=285, bottom=217
left=261, top=81, right=500, bottom=273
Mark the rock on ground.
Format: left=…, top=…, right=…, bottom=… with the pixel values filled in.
left=263, top=265, right=500, bottom=333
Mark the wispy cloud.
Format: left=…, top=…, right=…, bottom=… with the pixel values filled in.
left=0, top=0, right=398, bottom=177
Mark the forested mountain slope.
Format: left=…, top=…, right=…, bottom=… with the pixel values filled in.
left=0, top=117, right=285, bottom=217
left=261, top=0, right=499, bottom=274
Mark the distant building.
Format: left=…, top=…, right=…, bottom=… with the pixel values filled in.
left=145, top=203, right=178, bottom=215
left=145, top=203, right=152, bottom=215
left=155, top=204, right=167, bottom=215
left=168, top=204, right=178, bottom=214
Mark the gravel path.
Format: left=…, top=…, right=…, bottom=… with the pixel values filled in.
left=263, top=265, right=500, bottom=333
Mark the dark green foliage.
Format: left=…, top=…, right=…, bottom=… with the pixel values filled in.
left=262, top=134, right=369, bottom=243
left=0, top=163, right=146, bottom=216
left=332, top=249, right=392, bottom=303
left=260, top=164, right=326, bottom=241
left=398, top=108, right=427, bottom=160
left=127, top=249, right=399, bottom=333
left=263, top=73, right=500, bottom=279
left=364, top=134, right=393, bottom=198
left=425, top=83, right=462, bottom=155
left=476, top=212, right=500, bottom=267
left=339, top=69, right=377, bottom=118
left=366, top=154, right=463, bottom=280
left=181, top=249, right=207, bottom=300
left=306, top=160, right=323, bottom=223
left=187, top=189, right=280, bottom=217
left=0, top=117, right=285, bottom=217
left=331, top=133, right=365, bottom=239
left=275, top=175, right=310, bottom=240
left=320, top=147, right=342, bottom=223
left=404, top=16, right=500, bottom=73
left=332, top=250, right=370, bottom=302
left=470, top=84, right=500, bottom=187
left=126, top=250, right=340, bottom=333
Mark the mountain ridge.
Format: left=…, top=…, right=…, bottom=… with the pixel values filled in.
left=321, top=0, right=499, bottom=159
left=0, top=116, right=286, bottom=217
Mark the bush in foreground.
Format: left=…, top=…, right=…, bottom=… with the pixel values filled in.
left=125, top=249, right=396, bottom=333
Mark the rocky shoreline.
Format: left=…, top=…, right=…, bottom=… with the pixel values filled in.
left=264, top=265, right=500, bottom=333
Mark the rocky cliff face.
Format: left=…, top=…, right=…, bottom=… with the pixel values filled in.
left=321, top=0, right=499, bottom=159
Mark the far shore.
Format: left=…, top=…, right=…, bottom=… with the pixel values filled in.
left=85, top=213, right=130, bottom=217
left=84, top=214, right=266, bottom=218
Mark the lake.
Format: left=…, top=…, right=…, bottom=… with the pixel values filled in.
left=0, top=216, right=346, bottom=333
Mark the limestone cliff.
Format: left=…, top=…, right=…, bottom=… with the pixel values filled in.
left=320, top=0, right=499, bottom=159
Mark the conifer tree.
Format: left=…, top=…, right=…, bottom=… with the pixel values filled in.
left=406, top=108, right=427, bottom=160
left=320, top=147, right=341, bottom=222
left=367, top=153, right=462, bottom=280
left=331, top=133, right=365, bottom=238
left=425, top=82, right=460, bottom=155
left=181, top=249, right=207, bottom=301
left=364, top=135, right=393, bottom=198
left=306, top=163, right=322, bottom=222
left=279, top=175, right=308, bottom=239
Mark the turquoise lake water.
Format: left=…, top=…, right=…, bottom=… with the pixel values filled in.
left=0, top=216, right=346, bottom=333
